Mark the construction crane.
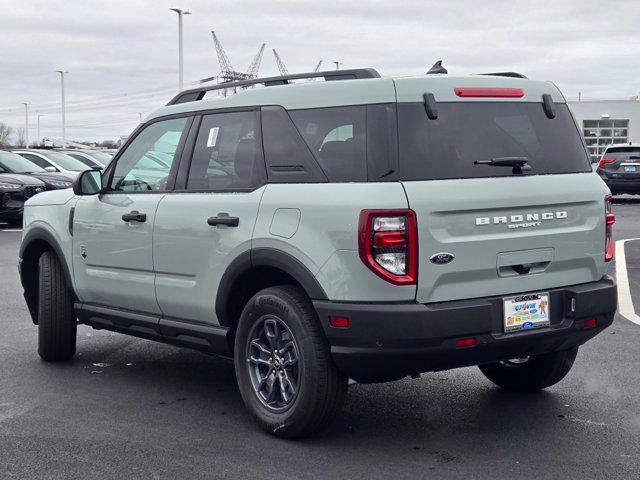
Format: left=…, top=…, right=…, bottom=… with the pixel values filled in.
left=273, top=50, right=323, bottom=77
left=200, top=31, right=266, bottom=88
left=272, top=49, right=289, bottom=76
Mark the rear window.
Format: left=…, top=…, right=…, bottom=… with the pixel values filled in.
left=398, top=102, right=591, bottom=180
left=603, top=147, right=640, bottom=160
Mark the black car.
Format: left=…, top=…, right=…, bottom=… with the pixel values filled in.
left=0, top=151, right=74, bottom=189
left=0, top=173, right=46, bottom=226
left=596, top=144, right=640, bottom=195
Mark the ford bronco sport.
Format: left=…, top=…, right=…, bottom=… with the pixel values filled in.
left=19, top=67, right=618, bottom=438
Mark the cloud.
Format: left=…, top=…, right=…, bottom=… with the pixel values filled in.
left=0, top=0, right=638, bottom=141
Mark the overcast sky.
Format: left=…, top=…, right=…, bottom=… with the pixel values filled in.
left=1, top=0, right=639, bottom=142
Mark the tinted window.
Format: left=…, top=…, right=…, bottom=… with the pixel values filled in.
left=290, top=106, right=367, bottom=182
left=261, top=106, right=327, bottom=183
left=17, top=153, right=51, bottom=170
left=66, top=153, right=100, bottom=168
left=604, top=147, right=640, bottom=160
left=0, top=152, right=45, bottom=173
left=109, top=117, right=188, bottom=191
left=398, top=102, right=591, bottom=180
left=187, top=111, right=265, bottom=191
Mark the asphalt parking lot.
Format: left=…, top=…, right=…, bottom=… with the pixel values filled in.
left=0, top=201, right=639, bottom=480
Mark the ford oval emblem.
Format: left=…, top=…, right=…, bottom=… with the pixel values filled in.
left=429, top=252, right=455, bottom=265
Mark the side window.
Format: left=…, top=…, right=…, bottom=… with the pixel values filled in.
left=19, top=154, right=51, bottom=170
left=289, top=106, right=367, bottom=182
left=261, top=106, right=327, bottom=183
left=109, top=117, right=188, bottom=192
left=186, top=111, right=265, bottom=191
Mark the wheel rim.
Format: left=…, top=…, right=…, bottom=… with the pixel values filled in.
left=245, top=314, right=300, bottom=412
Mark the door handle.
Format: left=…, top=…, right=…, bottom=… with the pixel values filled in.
left=122, top=210, right=147, bottom=223
left=207, top=215, right=239, bottom=227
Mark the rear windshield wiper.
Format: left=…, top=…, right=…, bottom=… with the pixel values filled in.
left=474, top=157, right=531, bottom=174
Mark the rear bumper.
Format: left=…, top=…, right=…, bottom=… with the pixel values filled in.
left=314, top=276, right=617, bottom=383
left=601, top=176, right=640, bottom=193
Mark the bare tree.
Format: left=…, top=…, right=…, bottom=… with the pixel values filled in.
left=14, top=127, right=25, bottom=147
left=0, top=122, right=12, bottom=147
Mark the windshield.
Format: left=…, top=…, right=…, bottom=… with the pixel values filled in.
left=39, top=151, right=91, bottom=171
left=398, top=102, right=591, bottom=180
left=86, top=151, right=112, bottom=163
left=603, top=147, right=640, bottom=160
left=0, top=151, right=46, bottom=173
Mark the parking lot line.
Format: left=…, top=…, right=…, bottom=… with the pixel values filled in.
left=0, top=229, right=22, bottom=232
left=614, top=238, right=640, bottom=326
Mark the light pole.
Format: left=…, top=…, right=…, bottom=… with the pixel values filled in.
left=333, top=61, right=342, bottom=70
left=55, top=70, right=68, bottom=147
left=37, top=113, right=45, bottom=147
left=22, top=103, right=29, bottom=147
left=169, top=8, right=191, bottom=91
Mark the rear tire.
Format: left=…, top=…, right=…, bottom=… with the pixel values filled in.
left=478, top=347, right=578, bottom=392
left=234, top=285, right=347, bottom=438
left=37, top=251, right=77, bottom=361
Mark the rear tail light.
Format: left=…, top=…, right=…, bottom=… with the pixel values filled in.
left=358, top=209, right=417, bottom=285
left=605, top=195, right=615, bottom=262
left=598, top=157, right=615, bottom=169
left=582, top=318, right=597, bottom=330
left=454, top=88, right=524, bottom=98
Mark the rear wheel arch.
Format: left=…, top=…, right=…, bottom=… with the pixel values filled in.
left=215, top=248, right=328, bottom=335
left=20, top=228, right=75, bottom=324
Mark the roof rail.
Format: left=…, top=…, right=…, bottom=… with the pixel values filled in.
left=478, top=72, right=528, bottom=79
left=166, top=68, right=381, bottom=105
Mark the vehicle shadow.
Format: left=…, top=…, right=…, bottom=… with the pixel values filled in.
left=63, top=332, right=572, bottom=451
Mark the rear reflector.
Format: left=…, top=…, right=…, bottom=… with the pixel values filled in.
left=454, top=88, right=524, bottom=98
left=455, top=337, right=477, bottom=348
left=329, top=316, right=349, bottom=328
left=582, top=318, right=597, bottom=329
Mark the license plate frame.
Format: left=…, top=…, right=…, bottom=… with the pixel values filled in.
left=503, top=292, right=550, bottom=333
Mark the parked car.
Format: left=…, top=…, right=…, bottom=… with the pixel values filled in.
left=596, top=144, right=640, bottom=194
left=12, top=149, right=90, bottom=174
left=18, top=67, right=617, bottom=438
left=0, top=173, right=45, bottom=226
left=56, top=150, right=105, bottom=170
left=0, top=151, right=74, bottom=189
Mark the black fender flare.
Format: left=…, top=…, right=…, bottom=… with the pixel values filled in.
left=19, top=227, right=75, bottom=323
left=215, top=247, right=328, bottom=328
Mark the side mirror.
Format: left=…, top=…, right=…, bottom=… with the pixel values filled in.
left=73, top=169, right=102, bottom=196
left=44, top=166, right=57, bottom=172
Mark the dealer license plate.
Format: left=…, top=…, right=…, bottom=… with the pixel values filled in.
left=503, top=293, right=550, bottom=333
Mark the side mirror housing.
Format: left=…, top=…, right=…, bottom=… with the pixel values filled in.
left=44, top=166, right=57, bottom=172
left=73, top=169, right=102, bottom=196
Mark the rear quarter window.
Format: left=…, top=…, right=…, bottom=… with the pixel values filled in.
left=398, top=102, right=591, bottom=180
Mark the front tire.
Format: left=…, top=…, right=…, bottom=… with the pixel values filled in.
left=37, top=251, right=77, bottom=361
left=478, top=347, right=578, bottom=392
left=234, top=285, right=347, bottom=438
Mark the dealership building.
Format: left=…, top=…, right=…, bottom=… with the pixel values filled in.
left=568, top=99, right=640, bottom=162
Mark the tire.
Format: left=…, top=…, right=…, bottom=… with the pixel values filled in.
left=478, top=347, right=578, bottom=392
left=234, top=285, right=348, bottom=438
left=37, top=251, right=77, bottom=361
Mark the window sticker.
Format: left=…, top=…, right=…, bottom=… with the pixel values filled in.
left=206, top=127, right=220, bottom=147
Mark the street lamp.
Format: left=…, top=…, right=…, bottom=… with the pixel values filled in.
left=170, top=8, right=191, bottom=91
left=55, top=70, right=68, bottom=147
left=333, top=61, right=342, bottom=70
left=21, top=103, right=29, bottom=147
left=37, top=113, right=45, bottom=147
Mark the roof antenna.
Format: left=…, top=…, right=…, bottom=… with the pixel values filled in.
left=427, top=60, right=447, bottom=75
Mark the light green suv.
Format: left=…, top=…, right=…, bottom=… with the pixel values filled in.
left=19, top=67, right=617, bottom=438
